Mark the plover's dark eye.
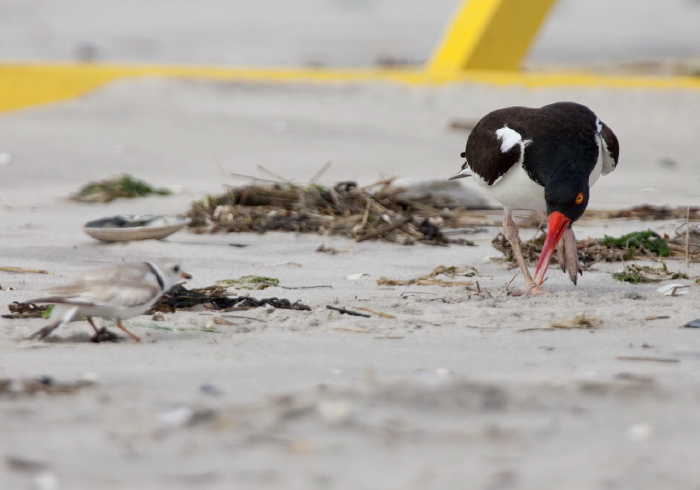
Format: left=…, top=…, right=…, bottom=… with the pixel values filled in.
left=173, top=265, right=180, bottom=273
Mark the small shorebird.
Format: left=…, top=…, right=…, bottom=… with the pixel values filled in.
left=449, top=102, right=619, bottom=292
left=28, top=260, right=191, bottom=342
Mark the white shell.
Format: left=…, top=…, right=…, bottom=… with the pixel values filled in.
left=83, top=214, right=190, bottom=242
left=656, top=284, right=689, bottom=296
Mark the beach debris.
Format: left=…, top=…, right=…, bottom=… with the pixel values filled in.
left=347, top=273, right=370, bottom=280
left=151, top=312, right=166, bottom=321
left=5, top=455, right=49, bottom=473
left=326, top=305, right=371, bottom=318
left=200, top=384, right=224, bottom=396
left=2, top=302, right=49, bottom=319
left=0, top=375, right=97, bottom=397
left=495, top=227, right=700, bottom=266
left=683, top=319, right=700, bottom=328
left=83, top=214, right=189, bottom=242
left=316, top=244, right=342, bottom=254
left=492, top=232, right=544, bottom=264
left=71, top=174, right=172, bottom=203
left=602, top=230, right=670, bottom=257
left=615, top=372, right=655, bottom=383
left=214, top=276, right=328, bottom=291
left=216, top=275, right=280, bottom=290
left=549, top=313, right=601, bottom=329
left=598, top=205, right=700, bottom=221
left=448, top=118, right=479, bottom=131
left=657, top=284, right=690, bottom=296
left=627, top=423, right=656, bottom=442
left=316, top=398, right=353, bottom=424
left=0, top=266, right=50, bottom=274
left=186, top=179, right=485, bottom=245
left=612, top=263, right=688, bottom=284
left=332, top=326, right=371, bottom=333
left=153, top=284, right=310, bottom=312
left=616, top=355, right=680, bottom=363
left=90, top=327, right=121, bottom=343
left=210, top=316, right=236, bottom=326
left=353, top=307, right=395, bottom=319
left=377, top=265, right=477, bottom=287
left=158, top=406, right=217, bottom=428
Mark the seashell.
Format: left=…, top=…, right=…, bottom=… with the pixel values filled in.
left=83, top=214, right=190, bottom=242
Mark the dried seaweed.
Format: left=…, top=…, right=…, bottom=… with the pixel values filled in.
left=377, top=265, right=477, bottom=287
left=594, top=205, right=700, bottom=221
left=493, top=227, right=700, bottom=266
left=0, top=376, right=96, bottom=397
left=2, top=301, right=49, bottom=319
left=152, top=285, right=310, bottom=312
left=602, top=230, right=670, bottom=257
left=492, top=233, right=545, bottom=264
left=550, top=313, right=601, bottom=329
left=612, top=263, right=688, bottom=284
left=216, top=276, right=280, bottom=290
left=186, top=180, right=481, bottom=245
left=71, top=174, right=172, bottom=203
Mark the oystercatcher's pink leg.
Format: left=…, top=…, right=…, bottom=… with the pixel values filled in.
left=503, top=213, right=538, bottom=293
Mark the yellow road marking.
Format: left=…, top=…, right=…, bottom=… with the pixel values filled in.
left=2, top=63, right=700, bottom=113
left=428, top=0, right=557, bottom=71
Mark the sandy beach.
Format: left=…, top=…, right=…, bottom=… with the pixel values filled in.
left=2, top=0, right=700, bottom=486
left=0, top=77, right=699, bottom=489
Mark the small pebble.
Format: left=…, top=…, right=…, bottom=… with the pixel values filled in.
left=158, top=406, right=195, bottom=428
left=316, top=399, right=351, bottom=424
left=628, top=423, right=655, bottom=442
left=80, top=372, right=99, bottom=384
left=34, top=471, right=60, bottom=490
left=0, top=152, right=12, bottom=166
left=200, top=384, right=223, bottom=396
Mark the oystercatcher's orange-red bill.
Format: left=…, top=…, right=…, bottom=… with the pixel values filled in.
left=534, top=211, right=570, bottom=288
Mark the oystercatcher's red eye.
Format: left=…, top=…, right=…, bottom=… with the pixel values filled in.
left=574, top=192, right=584, bottom=204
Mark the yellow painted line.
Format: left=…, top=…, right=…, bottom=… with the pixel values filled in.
left=428, top=0, right=557, bottom=71
left=2, top=63, right=700, bottom=113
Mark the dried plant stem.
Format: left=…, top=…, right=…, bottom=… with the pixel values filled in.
left=686, top=206, right=690, bottom=268
left=356, top=216, right=412, bottom=243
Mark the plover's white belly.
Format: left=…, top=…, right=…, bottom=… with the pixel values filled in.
left=51, top=302, right=153, bottom=322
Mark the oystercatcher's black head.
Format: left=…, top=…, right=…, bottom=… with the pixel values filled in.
left=545, top=176, right=589, bottom=223
left=534, top=174, right=591, bottom=287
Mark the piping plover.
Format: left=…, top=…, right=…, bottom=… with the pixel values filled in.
left=27, top=260, right=191, bottom=342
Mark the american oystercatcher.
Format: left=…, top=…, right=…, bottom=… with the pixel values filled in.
left=449, top=102, right=619, bottom=292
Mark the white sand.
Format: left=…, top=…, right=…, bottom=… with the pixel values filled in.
left=1, top=79, right=700, bottom=489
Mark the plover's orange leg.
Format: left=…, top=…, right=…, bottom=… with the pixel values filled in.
left=86, top=317, right=100, bottom=333
left=115, top=320, right=141, bottom=342
left=86, top=317, right=120, bottom=343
